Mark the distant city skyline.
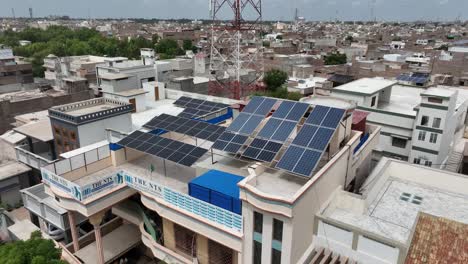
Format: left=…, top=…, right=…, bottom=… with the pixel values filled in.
left=1, top=0, right=467, bottom=22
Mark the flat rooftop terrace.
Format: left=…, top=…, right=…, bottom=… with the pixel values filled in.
left=322, top=160, right=468, bottom=244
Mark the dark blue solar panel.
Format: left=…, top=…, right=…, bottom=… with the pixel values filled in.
left=272, top=101, right=295, bottom=119
left=227, top=113, right=249, bottom=132
left=276, top=146, right=305, bottom=171
left=257, top=118, right=282, bottom=139
left=264, top=141, right=282, bottom=152
left=292, top=125, right=318, bottom=146
left=308, top=127, right=334, bottom=150
left=285, top=102, right=309, bottom=121
left=271, top=121, right=297, bottom=142
left=292, top=149, right=321, bottom=176
left=257, top=151, right=276, bottom=162
left=250, top=138, right=268, bottom=149
left=243, top=97, right=263, bottom=113
left=255, top=98, right=277, bottom=116
left=212, top=140, right=228, bottom=150
left=306, top=105, right=330, bottom=125
left=239, top=115, right=264, bottom=135
left=225, top=143, right=243, bottom=153
left=243, top=147, right=261, bottom=159
left=219, top=132, right=236, bottom=141
left=231, top=134, right=248, bottom=144
left=321, top=108, right=345, bottom=129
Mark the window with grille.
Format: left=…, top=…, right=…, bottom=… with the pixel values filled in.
left=208, top=240, right=233, bottom=264
left=174, top=224, right=197, bottom=258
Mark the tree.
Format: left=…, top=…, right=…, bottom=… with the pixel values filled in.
left=324, top=53, right=347, bottom=65
left=345, top=35, right=354, bottom=43
left=0, top=231, right=67, bottom=264
left=287, top=92, right=303, bottom=101
left=263, top=69, right=288, bottom=92
left=183, top=40, right=193, bottom=51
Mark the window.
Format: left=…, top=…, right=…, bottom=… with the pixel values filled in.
left=253, top=241, right=262, bottom=264
left=420, top=115, right=429, bottom=126
left=418, top=131, right=426, bottom=141
left=174, top=224, right=197, bottom=257
left=429, top=133, right=438, bottom=143
left=254, top=212, right=263, bottom=234
left=424, top=160, right=432, bottom=167
left=371, top=96, right=377, bottom=107
left=391, top=137, right=407, bottom=148
left=272, top=248, right=282, bottom=264
left=400, top=192, right=411, bottom=201
left=413, top=158, right=421, bottom=164
left=272, top=219, right=283, bottom=242
left=428, top=97, right=443, bottom=104
left=70, top=131, right=76, bottom=141
left=209, top=240, right=233, bottom=264
left=432, top=118, right=441, bottom=128
left=412, top=195, right=423, bottom=205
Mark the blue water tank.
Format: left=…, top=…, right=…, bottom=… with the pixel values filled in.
left=188, top=170, right=244, bottom=215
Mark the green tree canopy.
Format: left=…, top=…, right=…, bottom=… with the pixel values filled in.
left=263, top=69, right=288, bottom=92
left=0, top=26, right=155, bottom=77
left=0, top=231, right=67, bottom=264
left=324, top=53, right=347, bottom=65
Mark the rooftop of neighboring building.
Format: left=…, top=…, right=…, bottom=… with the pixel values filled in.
left=14, top=119, right=53, bottom=142
left=48, top=97, right=133, bottom=124
left=0, top=160, right=31, bottom=181
left=319, top=158, right=468, bottom=244
left=333, top=77, right=397, bottom=95
left=405, top=212, right=468, bottom=264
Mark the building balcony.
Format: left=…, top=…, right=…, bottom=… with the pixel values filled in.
left=16, top=144, right=56, bottom=170
left=41, top=144, right=243, bottom=235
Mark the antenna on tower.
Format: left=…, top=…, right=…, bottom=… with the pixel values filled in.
left=370, top=0, right=376, bottom=22
left=208, top=0, right=264, bottom=100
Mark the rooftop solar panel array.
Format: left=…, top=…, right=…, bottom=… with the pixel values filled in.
left=276, top=105, right=345, bottom=177
left=174, top=96, right=230, bottom=119
left=143, top=114, right=225, bottom=142
left=242, top=138, right=283, bottom=162
left=226, top=97, right=277, bottom=135
left=397, top=73, right=429, bottom=84
left=212, top=97, right=277, bottom=154
left=256, top=101, right=309, bottom=142
left=118, top=131, right=208, bottom=167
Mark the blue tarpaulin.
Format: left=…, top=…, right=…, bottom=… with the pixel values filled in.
left=189, top=170, right=244, bottom=215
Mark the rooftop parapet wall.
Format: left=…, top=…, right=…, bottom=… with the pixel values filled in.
left=48, top=97, right=133, bottom=125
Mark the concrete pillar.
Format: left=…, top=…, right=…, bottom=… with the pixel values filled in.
left=196, top=234, right=209, bottom=264
left=68, top=211, right=80, bottom=252
left=89, top=211, right=106, bottom=264
left=162, top=218, right=176, bottom=251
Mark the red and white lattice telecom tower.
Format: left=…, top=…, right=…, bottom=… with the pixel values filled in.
left=208, top=0, right=265, bottom=100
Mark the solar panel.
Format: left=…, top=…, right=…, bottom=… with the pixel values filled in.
left=212, top=132, right=248, bottom=154
left=118, top=131, right=208, bottom=167
left=174, top=96, right=230, bottom=119
left=276, top=106, right=345, bottom=177
left=226, top=97, right=277, bottom=135
left=242, top=139, right=282, bottom=162
left=143, top=114, right=226, bottom=142
left=256, top=101, right=309, bottom=143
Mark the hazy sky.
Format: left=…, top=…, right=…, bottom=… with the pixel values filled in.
left=1, top=0, right=467, bottom=22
